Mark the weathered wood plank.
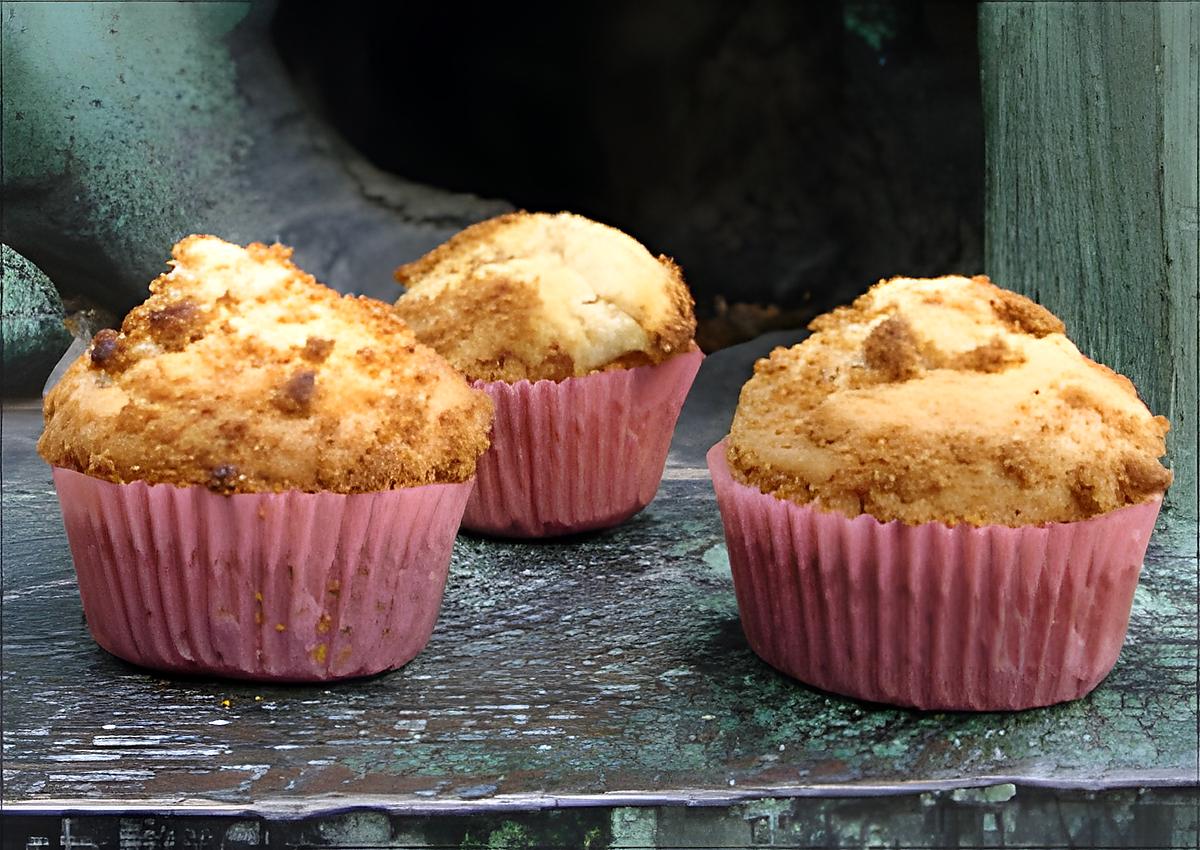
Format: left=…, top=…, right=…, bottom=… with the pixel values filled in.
left=980, top=1, right=1200, bottom=519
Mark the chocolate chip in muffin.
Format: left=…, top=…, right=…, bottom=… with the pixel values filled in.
left=147, top=298, right=204, bottom=350
left=274, top=369, right=317, bottom=415
left=89, top=329, right=121, bottom=368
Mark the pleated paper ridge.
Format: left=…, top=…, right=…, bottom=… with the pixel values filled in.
left=707, top=441, right=1161, bottom=711
left=53, top=467, right=473, bottom=682
left=463, top=348, right=704, bottom=538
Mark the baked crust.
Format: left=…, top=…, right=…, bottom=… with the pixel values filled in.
left=394, top=212, right=696, bottom=382
left=727, top=275, right=1172, bottom=526
left=39, top=236, right=493, bottom=494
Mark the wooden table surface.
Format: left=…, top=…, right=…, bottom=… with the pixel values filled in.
left=3, top=336, right=1197, bottom=823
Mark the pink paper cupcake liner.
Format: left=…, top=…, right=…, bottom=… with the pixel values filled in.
left=462, top=348, right=704, bottom=538
left=707, top=440, right=1162, bottom=711
left=52, top=467, right=473, bottom=682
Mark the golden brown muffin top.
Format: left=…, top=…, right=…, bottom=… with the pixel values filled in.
left=728, top=275, right=1172, bottom=526
left=394, top=212, right=696, bottom=382
left=39, top=235, right=493, bottom=494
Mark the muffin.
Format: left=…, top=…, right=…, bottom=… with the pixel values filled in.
left=708, top=275, right=1171, bottom=710
left=395, top=212, right=703, bottom=537
left=40, top=235, right=493, bottom=681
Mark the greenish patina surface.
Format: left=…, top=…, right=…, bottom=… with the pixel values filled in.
left=2, top=1, right=249, bottom=305
left=1, top=0, right=507, bottom=313
left=980, top=1, right=1200, bottom=520
left=1, top=246, right=72, bottom=395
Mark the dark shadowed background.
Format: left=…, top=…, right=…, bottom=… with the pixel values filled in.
left=272, top=0, right=983, bottom=349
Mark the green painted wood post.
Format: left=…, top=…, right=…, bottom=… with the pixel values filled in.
left=979, top=1, right=1199, bottom=521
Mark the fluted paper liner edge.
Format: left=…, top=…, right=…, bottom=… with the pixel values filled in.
left=53, top=467, right=473, bottom=682
left=707, top=440, right=1161, bottom=711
